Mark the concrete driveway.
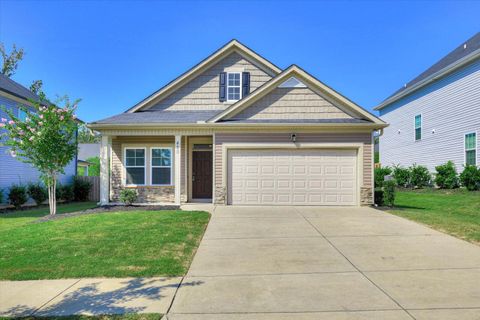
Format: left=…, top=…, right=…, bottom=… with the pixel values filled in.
left=167, top=206, right=480, bottom=320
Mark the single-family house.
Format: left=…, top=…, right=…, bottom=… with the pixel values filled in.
left=89, top=40, right=387, bottom=206
left=0, top=74, right=77, bottom=199
left=375, top=32, right=480, bottom=171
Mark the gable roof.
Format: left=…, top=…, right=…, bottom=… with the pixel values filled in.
left=0, top=73, right=41, bottom=103
left=126, top=39, right=282, bottom=113
left=208, top=65, right=386, bottom=125
left=375, top=32, right=480, bottom=110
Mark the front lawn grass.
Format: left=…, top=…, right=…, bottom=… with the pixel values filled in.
left=388, top=188, right=480, bottom=244
left=0, top=204, right=210, bottom=280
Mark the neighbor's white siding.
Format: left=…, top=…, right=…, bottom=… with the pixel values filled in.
left=379, top=58, right=480, bottom=171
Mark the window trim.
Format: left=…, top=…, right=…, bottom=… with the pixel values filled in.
left=226, top=72, right=242, bottom=102
left=150, top=147, right=174, bottom=186
left=123, top=147, right=147, bottom=187
left=464, top=131, right=477, bottom=166
left=414, top=114, right=422, bottom=141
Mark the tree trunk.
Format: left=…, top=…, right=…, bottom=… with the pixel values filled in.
left=48, top=176, right=57, bottom=215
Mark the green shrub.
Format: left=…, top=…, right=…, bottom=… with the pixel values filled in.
left=409, top=164, right=431, bottom=188
left=73, top=177, right=92, bottom=201
left=56, top=184, right=75, bottom=202
left=27, top=183, right=48, bottom=206
left=459, top=165, right=480, bottom=191
left=119, top=189, right=137, bottom=205
left=0, top=189, right=4, bottom=204
left=374, top=188, right=384, bottom=206
left=434, top=161, right=459, bottom=189
left=374, top=166, right=392, bottom=188
left=8, top=184, right=28, bottom=209
left=392, top=165, right=411, bottom=188
left=383, top=180, right=396, bottom=207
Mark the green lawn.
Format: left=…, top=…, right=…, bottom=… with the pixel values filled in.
left=0, top=203, right=210, bottom=280
left=388, top=189, right=480, bottom=244
left=0, top=314, right=162, bottom=320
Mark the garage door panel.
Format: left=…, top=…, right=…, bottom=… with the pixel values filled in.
left=228, top=149, right=357, bottom=206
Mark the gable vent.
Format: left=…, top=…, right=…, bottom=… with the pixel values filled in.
left=278, top=77, right=307, bottom=88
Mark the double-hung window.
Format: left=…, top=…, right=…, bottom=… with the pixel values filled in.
left=125, top=148, right=146, bottom=185
left=414, top=114, right=422, bottom=141
left=465, top=132, right=477, bottom=166
left=227, top=72, right=241, bottom=101
left=151, top=148, right=172, bottom=185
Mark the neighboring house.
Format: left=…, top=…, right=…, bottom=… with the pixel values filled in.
left=0, top=74, right=77, bottom=199
left=89, top=40, right=387, bottom=206
left=375, top=32, right=480, bottom=171
left=77, top=143, right=100, bottom=176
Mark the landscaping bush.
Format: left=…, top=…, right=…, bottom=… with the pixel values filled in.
left=434, top=161, right=459, bottom=189
left=459, top=165, right=480, bottom=191
left=383, top=180, right=396, bottom=207
left=392, top=165, right=411, bottom=188
left=374, top=166, right=392, bottom=188
left=27, top=183, right=48, bottom=206
left=56, top=184, right=75, bottom=202
left=0, top=189, right=4, bottom=204
left=73, top=177, right=92, bottom=201
left=119, top=188, right=137, bottom=205
left=8, top=184, right=28, bottom=209
left=374, top=188, right=384, bottom=206
left=409, top=164, right=431, bottom=188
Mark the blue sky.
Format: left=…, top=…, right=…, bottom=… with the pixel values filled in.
left=0, top=1, right=479, bottom=122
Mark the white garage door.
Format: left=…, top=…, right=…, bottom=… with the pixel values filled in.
left=227, top=149, right=357, bottom=206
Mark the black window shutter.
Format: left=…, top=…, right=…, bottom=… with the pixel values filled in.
left=219, top=72, right=226, bottom=102
left=242, top=72, right=250, bottom=97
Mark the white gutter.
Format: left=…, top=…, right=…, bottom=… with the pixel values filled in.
left=374, top=48, right=480, bottom=111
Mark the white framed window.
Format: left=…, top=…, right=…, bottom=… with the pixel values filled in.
left=414, top=114, right=422, bottom=141
left=18, top=109, right=28, bottom=121
left=151, top=147, right=173, bottom=185
left=465, top=132, right=477, bottom=166
left=124, top=147, right=146, bottom=186
left=227, top=72, right=241, bottom=101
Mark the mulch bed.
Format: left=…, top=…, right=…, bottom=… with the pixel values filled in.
left=33, top=204, right=180, bottom=223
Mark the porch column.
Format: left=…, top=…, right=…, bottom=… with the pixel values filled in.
left=99, top=135, right=111, bottom=205
left=174, top=135, right=182, bottom=205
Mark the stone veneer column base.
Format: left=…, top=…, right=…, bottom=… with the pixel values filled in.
left=360, top=186, right=373, bottom=206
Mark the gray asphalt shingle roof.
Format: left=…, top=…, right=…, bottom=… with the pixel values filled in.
left=384, top=32, right=480, bottom=101
left=91, top=110, right=223, bottom=124
left=0, top=73, right=41, bottom=102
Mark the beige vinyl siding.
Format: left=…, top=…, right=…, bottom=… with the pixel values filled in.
left=231, top=87, right=354, bottom=120
left=149, top=52, right=272, bottom=111
left=111, top=136, right=185, bottom=202
left=214, top=132, right=373, bottom=202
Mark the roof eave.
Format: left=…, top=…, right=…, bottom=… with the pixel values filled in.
left=375, top=49, right=480, bottom=111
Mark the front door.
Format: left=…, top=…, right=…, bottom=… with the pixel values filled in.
left=192, top=150, right=213, bottom=199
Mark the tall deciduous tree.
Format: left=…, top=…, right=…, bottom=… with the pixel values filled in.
left=0, top=95, right=79, bottom=215
left=0, top=43, right=25, bottom=77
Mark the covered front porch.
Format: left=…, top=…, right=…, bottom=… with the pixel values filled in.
left=99, top=134, right=214, bottom=205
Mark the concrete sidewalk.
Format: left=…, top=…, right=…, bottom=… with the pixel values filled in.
left=0, top=277, right=182, bottom=317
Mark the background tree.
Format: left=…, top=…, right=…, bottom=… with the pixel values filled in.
left=0, top=43, right=25, bottom=77
left=0, top=95, right=79, bottom=215
left=30, top=80, right=44, bottom=94
left=86, top=156, right=100, bottom=176
left=78, top=123, right=100, bottom=143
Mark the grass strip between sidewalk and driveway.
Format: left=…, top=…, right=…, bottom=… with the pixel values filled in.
left=388, top=188, right=480, bottom=244
left=0, top=203, right=210, bottom=280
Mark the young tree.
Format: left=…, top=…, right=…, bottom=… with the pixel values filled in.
left=0, top=95, right=79, bottom=215
left=0, top=43, right=25, bottom=77
left=77, top=123, right=100, bottom=143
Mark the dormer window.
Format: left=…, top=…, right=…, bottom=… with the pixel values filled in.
left=227, top=73, right=241, bottom=101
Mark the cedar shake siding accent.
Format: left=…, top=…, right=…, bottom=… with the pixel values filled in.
left=149, top=52, right=272, bottom=111
left=214, top=132, right=373, bottom=205
left=110, top=136, right=186, bottom=203
left=231, top=87, right=354, bottom=120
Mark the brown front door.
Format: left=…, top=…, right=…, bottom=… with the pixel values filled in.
left=192, top=151, right=213, bottom=199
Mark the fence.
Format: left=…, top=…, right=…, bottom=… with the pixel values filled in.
left=77, top=176, right=100, bottom=202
